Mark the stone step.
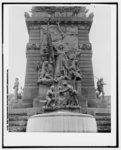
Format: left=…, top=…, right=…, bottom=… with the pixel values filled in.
left=96, top=121, right=111, bottom=126
left=9, top=102, right=33, bottom=109
left=8, top=107, right=111, bottom=132
left=8, top=107, right=42, bottom=116
left=97, top=126, right=111, bottom=132
left=8, top=113, right=27, bottom=116
left=8, top=116, right=28, bottom=122
left=95, top=112, right=111, bottom=133
left=95, top=116, right=111, bottom=121
left=8, top=126, right=26, bottom=132
left=95, top=113, right=110, bottom=116
left=9, top=120, right=27, bottom=126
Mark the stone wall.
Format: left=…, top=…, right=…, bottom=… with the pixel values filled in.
left=23, top=28, right=41, bottom=102
left=78, top=27, right=96, bottom=106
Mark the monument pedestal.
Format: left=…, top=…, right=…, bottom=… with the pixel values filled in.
left=43, top=106, right=81, bottom=113
left=26, top=111, right=97, bottom=132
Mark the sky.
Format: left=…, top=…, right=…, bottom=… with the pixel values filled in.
left=7, top=4, right=111, bottom=95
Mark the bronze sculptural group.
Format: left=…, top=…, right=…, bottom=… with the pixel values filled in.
left=35, top=19, right=83, bottom=87
left=37, top=44, right=83, bottom=84
left=45, top=81, right=79, bottom=108
left=35, top=20, right=83, bottom=108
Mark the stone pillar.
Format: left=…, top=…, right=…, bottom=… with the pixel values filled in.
left=78, top=26, right=97, bottom=107
left=23, top=26, right=40, bottom=104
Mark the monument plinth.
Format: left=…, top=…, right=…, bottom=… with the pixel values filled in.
left=26, top=111, right=97, bottom=132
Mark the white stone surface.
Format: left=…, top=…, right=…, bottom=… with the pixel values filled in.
left=26, top=111, right=97, bottom=132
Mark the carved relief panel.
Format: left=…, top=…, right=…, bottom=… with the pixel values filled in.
left=40, top=24, right=78, bottom=53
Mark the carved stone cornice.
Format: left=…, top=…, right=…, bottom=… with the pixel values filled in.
left=31, top=6, right=88, bottom=14
left=25, top=16, right=93, bottom=22
left=26, top=17, right=92, bottom=34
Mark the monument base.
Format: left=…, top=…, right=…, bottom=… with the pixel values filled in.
left=43, top=106, right=81, bottom=113
left=26, top=111, right=97, bottom=132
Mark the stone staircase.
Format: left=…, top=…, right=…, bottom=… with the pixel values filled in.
left=86, top=108, right=111, bottom=132
left=8, top=107, right=42, bottom=132
left=95, top=113, right=111, bottom=132
left=8, top=107, right=111, bottom=132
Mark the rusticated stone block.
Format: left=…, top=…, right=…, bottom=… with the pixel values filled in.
left=26, top=78, right=38, bottom=83
left=26, top=50, right=40, bottom=53
left=78, top=29, right=88, bottom=33
left=27, top=57, right=40, bottom=61
left=29, top=36, right=40, bottom=40
left=29, top=39, right=40, bottom=43
left=26, top=53, right=40, bottom=57
left=30, top=29, right=40, bottom=33
left=30, top=32, right=40, bottom=36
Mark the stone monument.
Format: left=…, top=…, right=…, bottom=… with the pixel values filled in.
left=23, top=6, right=96, bottom=108
left=8, top=6, right=111, bottom=133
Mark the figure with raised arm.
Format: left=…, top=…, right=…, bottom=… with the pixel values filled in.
left=96, top=78, right=106, bottom=99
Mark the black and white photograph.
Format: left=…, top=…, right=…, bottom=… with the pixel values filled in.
left=2, top=2, right=118, bottom=148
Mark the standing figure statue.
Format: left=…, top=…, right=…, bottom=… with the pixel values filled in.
left=96, top=78, right=106, bottom=99
left=53, top=45, right=69, bottom=79
left=20, top=86, right=23, bottom=98
left=13, top=78, right=19, bottom=100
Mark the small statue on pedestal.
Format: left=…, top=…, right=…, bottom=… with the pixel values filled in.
left=13, top=78, right=19, bottom=100
left=96, top=78, right=106, bottom=99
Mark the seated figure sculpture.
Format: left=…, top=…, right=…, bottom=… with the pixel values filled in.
left=68, top=54, right=82, bottom=81
left=38, top=51, right=54, bottom=84
left=45, top=86, right=56, bottom=107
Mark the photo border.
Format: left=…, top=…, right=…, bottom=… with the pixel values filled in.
left=2, top=2, right=119, bottom=148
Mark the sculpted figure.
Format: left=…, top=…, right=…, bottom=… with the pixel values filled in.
left=57, top=86, right=68, bottom=106
left=13, top=78, right=19, bottom=99
left=38, top=49, right=54, bottom=82
left=45, top=86, right=56, bottom=107
left=20, top=86, right=23, bottom=98
left=96, top=78, right=106, bottom=99
left=53, top=45, right=68, bottom=78
left=68, top=53, right=82, bottom=81
left=24, top=12, right=30, bottom=18
left=59, top=81, right=79, bottom=106
left=88, top=12, right=94, bottom=20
